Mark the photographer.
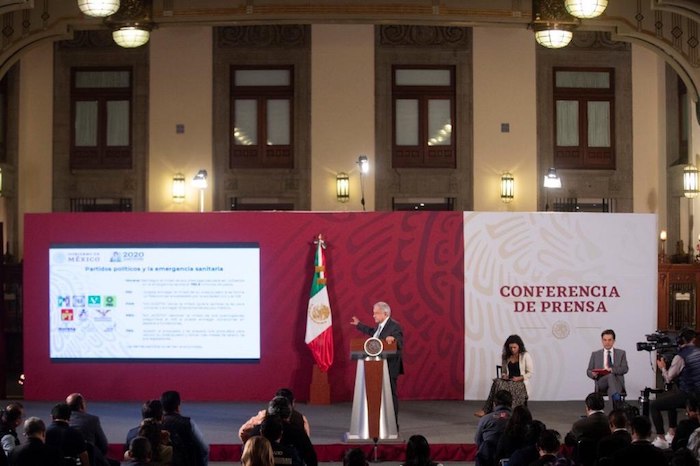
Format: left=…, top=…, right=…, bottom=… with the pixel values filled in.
left=650, top=328, right=700, bottom=449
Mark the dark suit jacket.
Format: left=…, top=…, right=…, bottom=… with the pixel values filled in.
left=8, top=438, right=61, bottom=466
left=356, top=317, right=404, bottom=379
left=610, top=440, right=667, bottom=466
left=568, top=411, right=611, bottom=443
left=596, top=429, right=631, bottom=460
left=69, top=410, right=109, bottom=454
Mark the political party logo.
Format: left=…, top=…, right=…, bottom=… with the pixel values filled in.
left=72, top=296, right=86, bottom=307
left=104, top=296, right=116, bottom=307
left=110, top=252, right=122, bottom=262
left=96, top=309, right=111, bottom=318
left=57, top=296, right=70, bottom=307
left=88, top=296, right=101, bottom=307
left=78, top=309, right=88, bottom=321
left=61, top=309, right=74, bottom=321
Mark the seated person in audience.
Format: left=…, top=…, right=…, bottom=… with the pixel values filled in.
left=66, top=393, right=113, bottom=466
left=596, top=409, right=631, bottom=461
left=239, top=388, right=310, bottom=442
left=242, top=436, right=274, bottom=466
left=0, top=403, right=22, bottom=458
left=495, top=405, right=532, bottom=463
left=161, top=390, right=209, bottom=466
left=123, top=418, right=173, bottom=466
left=402, top=434, right=442, bottom=466
left=611, top=415, right=668, bottom=466
left=343, top=448, right=368, bottom=466
left=260, top=415, right=302, bottom=466
left=507, top=420, right=546, bottom=466
left=530, top=429, right=572, bottom=466
left=8, top=417, right=61, bottom=466
left=565, top=393, right=610, bottom=466
left=45, top=403, right=89, bottom=466
left=670, top=448, right=699, bottom=466
left=124, top=436, right=152, bottom=466
left=125, top=399, right=165, bottom=451
left=246, top=397, right=317, bottom=466
left=674, top=397, right=700, bottom=451
left=475, top=390, right=512, bottom=466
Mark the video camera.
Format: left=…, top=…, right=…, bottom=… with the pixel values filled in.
left=636, top=330, right=678, bottom=355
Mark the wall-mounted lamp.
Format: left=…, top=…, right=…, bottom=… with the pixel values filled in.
left=357, top=155, right=369, bottom=211
left=543, top=167, right=561, bottom=211
left=684, top=164, right=699, bottom=198
left=336, top=173, right=350, bottom=203
left=543, top=167, right=562, bottom=188
left=660, top=229, right=667, bottom=263
left=192, top=169, right=208, bottom=212
left=172, top=173, right=185, bottom=203
left=500, top=172, right=514, bottom=203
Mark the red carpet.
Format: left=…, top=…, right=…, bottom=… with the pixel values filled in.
left=109, top=442, right=478, bottom=462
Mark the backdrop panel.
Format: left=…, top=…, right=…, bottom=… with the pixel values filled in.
left=464, top=212, right=657, bottom=401
left=24, top=211, right=465, bottom=401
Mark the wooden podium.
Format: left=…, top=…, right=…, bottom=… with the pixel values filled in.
left=344, top=338, right=399, bottom=441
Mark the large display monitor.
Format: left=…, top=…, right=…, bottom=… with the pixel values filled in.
left=49, top=243, right=260, bottom=360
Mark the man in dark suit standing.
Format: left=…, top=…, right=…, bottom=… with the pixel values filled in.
left=351, top=301, right=404, bottom=421
left=586, top=329, right=628, bottom=404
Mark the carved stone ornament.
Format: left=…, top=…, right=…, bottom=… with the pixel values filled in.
left=217, top=25, right=308, bottom=48
left=379, top=25, right=470, bottom=48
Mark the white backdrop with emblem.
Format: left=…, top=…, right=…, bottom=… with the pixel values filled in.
left=464, top=212, right=657, bottom=401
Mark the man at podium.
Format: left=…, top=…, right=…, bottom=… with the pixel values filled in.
left=351, top=301, right=404, bottom=420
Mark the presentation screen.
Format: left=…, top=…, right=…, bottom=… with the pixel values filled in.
left=49, top=243, right=260, bottom=360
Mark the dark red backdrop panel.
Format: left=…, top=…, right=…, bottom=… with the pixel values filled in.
left=23, top=211, right=464, bottom=401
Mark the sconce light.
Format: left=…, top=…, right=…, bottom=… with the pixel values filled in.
left=500, top=172, right=514, bottom=203
left=543, top=167, right=562, bottom=188
left=684, top=164, right=699, bottom=198
left=358, top=155, right=369, bottom=174
left=564, top=0, right=608, bottom=19
left=192, top=169, right=208, bottom=212
left=336, top=173, right=350, bottom=203
left=77, top=0, right=120, bottom=17
left=532, top=0, right=578, bottom=49
left=0, top=167, right=4, bottom=197
left=172, top=173, right=185, bottom=203
left=659, top=229, right=667, bottom=263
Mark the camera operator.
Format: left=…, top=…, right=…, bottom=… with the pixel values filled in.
left=649, top=328, right=700, bottom=449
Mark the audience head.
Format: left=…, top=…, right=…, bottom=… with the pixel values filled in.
left=128, top=436, right=153, bottom=462
left=241, top=435, right=274, bottom=466
left=1, top=402, right=23, bottom=428
left=275, top=388, right=296, bottom=407
left=343, top=448, right=368, bottom=466
left=267, top=396, right=292, bottom=421
left=671, top=447, right=700, bottom=466
left=525, top=420, right=547, bottom=446
left=493, top=389, right=513, bottom=408
left=405, top=434, right=432, bottom=466
left=502, top=334, right=526, bottom=359
left=688, top=395, right=700, bottom=419
left=608, top=409, right=628, bottom=430
left=536, top=429, right=561, bottom=456
left=138, top=418, right=163, bottom=462
left=629, top=415, right=652, bottom=440
left=66, top=393, right=85, bottom=412
left=141, top=399, right=164, bottom=421
left=584, top=392, right=605, bottom=412
left=23, top=417, right=45, bottom=440
left=505, top=405, right=532, bottom=435
left=160, top=390, right=181, bottom=413
left=51, top=403, right=71, bottom=422
left=261, top=415, right=284, bottom=443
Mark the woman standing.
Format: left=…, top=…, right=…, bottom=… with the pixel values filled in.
left=474, top=334, right=533, bottom=418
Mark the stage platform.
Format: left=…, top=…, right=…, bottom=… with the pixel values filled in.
left=6, top=399, right=590, bottom=463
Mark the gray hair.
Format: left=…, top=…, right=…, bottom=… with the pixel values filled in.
left=23, top=417, right=45, bottom=437
left=374, top=301, right=391, bottom=317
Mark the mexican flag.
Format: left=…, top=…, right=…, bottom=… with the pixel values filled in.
left=304, top=236, right=334, bottom=372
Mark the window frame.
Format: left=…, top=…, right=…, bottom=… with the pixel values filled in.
left=229, top=65, right=295, bottom=169
left=553, top=67, right=615, bottom=170
left=391, top=65, right=456, bottom=169
left=70, top=67, right=133, bottom=170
